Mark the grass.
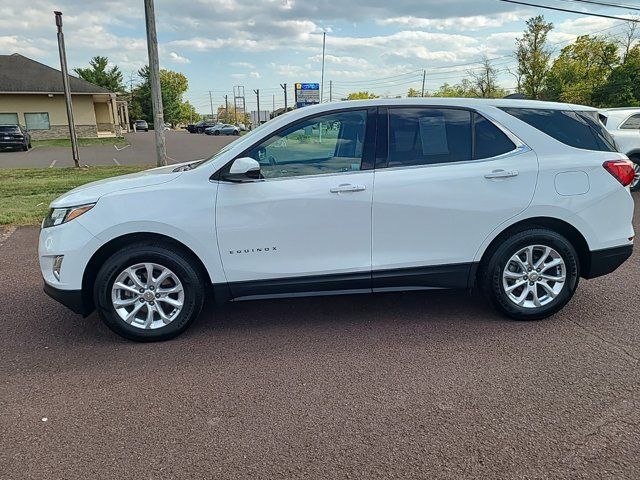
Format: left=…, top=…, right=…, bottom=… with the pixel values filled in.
left=32, top=137, right=128, bottom=148
left=0, top=165, right=149, bottom=225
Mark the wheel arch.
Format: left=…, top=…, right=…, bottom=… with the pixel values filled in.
left=475, top=216, right=591, bottom=284
left=81, top=232, right=212, bottom=313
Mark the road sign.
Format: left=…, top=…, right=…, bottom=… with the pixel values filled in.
left=295, top=83, right=320, bottom=108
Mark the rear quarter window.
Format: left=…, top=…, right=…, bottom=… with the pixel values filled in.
left=620, top=114, right=640, bottom=130
left=500, top=107, right=616, bottom=152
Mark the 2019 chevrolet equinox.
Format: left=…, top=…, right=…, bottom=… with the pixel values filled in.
left=39, top=99, right=635, bottom=341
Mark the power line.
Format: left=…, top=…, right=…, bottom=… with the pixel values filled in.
left=559, top=0, right=640, bottom=12
left=498, top=0, right=640, bottom=22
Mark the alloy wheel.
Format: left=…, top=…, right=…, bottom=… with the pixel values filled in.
left=111, top=262, right=184, bottom=329
left=502, top=245, right=566, bottom=309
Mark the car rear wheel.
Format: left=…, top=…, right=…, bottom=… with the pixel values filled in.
left=481, top=228, right=579, bottom=321
left=22, top=142, right=28, bottom=151
left=94, top=242, right=205, bottom=341
left=629, top=156, right=640, bottom=192
left=213, top=130, right=220, bottom=135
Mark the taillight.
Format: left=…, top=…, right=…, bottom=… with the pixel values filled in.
left=603, top=159, right=635, bottom=187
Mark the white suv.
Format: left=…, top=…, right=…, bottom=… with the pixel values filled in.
left=39, top=99, right=636, bottom=341
left=599, top=108, right=640, bottom=191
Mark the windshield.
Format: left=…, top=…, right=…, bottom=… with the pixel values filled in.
left=0, top=125, right=19, bottom=133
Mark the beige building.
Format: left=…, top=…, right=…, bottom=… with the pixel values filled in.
left=0, top=53, right=129, bottom=139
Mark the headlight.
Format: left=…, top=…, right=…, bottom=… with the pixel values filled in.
left=42, top=203, right=95, bottom=228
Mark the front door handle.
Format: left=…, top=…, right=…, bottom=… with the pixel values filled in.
left=330, top=184, right=366, bottom=193
left=484, top=169, right=519, bottom=179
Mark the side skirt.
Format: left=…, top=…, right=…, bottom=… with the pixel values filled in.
left=212, top=263, right=477, bottom=303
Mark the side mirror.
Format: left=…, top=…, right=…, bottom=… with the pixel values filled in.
left=222, top=157, right=261, bottom=182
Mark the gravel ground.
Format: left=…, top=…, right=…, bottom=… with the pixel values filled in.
left=1, top=194, right=638, bottom=479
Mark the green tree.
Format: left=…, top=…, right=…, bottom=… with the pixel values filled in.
left=592, top=46, right=640, bottom=107
left=516, top=16, right=554, bottom=99
left=132, top=67, right=190, bottom=126
left=468, top=56, right=507, bottom=98
left=74, top=56, right=124, bottom=93
left=545, top=35, right=619, bottom=105
left=346, top=91, right=380, bottom=100
left=407, top=87, right=421, bottom=97
left=431, top=79, right=477, bottom=98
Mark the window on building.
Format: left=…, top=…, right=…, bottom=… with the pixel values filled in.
left=25, top=113, right=51, bottom=131
left=0, top=113, right=19, bottom=125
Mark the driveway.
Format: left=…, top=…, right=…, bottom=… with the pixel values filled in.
left=1, top=195, right=639, bottom=479
left=0, top=131, right=236, bottom=168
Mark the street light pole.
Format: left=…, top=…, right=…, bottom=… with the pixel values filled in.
left=54, top=11, right=80, bottom=168
left=143, top=0, right=167, bottom=167
left=280, top=83, right=287, bottom=112
left=254, top=89, right=260, bottom=127
left=320, top=31, right=326, bottom=103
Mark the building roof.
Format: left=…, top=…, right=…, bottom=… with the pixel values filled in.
left=0, top=53, right=112, bottom=94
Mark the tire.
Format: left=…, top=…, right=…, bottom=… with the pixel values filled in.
left=197, top=128, right=203, bottom=134
left=480, top=228, right=579, bottom=321
left=213, top=130, right=220, bottom=136
left=629, top=156, right=640, bottom=192
left=94, top=242, right=205, bottom=342
left=22, top=142, right=28, bottom=151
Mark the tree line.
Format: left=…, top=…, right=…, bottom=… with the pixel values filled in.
left=74, top=56, right=200, bottom=126
left=399, top=15, right=639, bottom=107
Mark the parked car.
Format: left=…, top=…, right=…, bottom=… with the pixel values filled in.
left=134, top=120, right=149, bottom=132
left=186, top=120, right=219, bottom=134
left=205, top=123, right=240, bottom=136
left=39, top=98, right=635, bottom=341
left=599, top=108, right=640, bottom=191
left=0, top=124, right=31, bottom=151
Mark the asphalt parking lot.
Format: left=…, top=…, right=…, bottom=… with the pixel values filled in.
left=0, top=130, right=236, bottom=168
left=1, top=194, right=639, bottom=479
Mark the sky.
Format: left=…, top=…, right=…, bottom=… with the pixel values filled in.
left=1, top=0, right=638, bottom=114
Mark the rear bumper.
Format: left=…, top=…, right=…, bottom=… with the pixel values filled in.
left=0, top=141, right=24, bottom=148
left=43, top=282, right=90, bottom=316
left=583, top=244, right=633, bottom=279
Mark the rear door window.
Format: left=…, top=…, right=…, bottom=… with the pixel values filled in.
left=473, top=113, right=516, bottom=159
left=500, top=107, right=616, bottom=152
left=620, top=114, right=640, bottom=130
left=388, top=108, right=472, bottom=167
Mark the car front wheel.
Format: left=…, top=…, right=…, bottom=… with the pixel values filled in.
left=94, top=242, right=205, bottom=341
left=481, top=228, right=579, bottom=321
left=629, top=156, right=640, bottom=192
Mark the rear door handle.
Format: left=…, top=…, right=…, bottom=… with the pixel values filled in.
left=484, top=169, right=519, bottom=179
left=330, top=183, right=366, bottom=193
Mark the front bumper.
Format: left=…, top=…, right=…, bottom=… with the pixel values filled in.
left=583, top=244, right=633, bottom=279
left=43, top=282, right=89, bottom=315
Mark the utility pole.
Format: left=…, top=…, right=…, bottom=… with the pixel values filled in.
left=329, top=80, right=332, bottom=102
left=272, top=94, right=275, bottom=118
left=209, top=91, right=214, bottom=121
left=253, top=89, right=260, bottom=127
left=224, top=95, right=228, bottom=122
left=421, top=69, right=426, bottom=97
left=143, top=0, right=167, bottom=166
left=320, top=31, right=326, bottom=102
left=54, top=11, right=80, bottom=168
left=280, top=83, right=287, bottom=112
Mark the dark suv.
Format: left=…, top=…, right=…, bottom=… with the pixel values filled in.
left=186, top=120, right=218, bottom=134
left=0, top=125, right=31, bottom=151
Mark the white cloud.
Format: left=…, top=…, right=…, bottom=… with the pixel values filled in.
left=169, top=51, right=191, bottom=64
left=378, top=12, right=523, bottom=31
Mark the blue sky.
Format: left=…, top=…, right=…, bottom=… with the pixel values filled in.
left=1, top=0, right=637, bottom=114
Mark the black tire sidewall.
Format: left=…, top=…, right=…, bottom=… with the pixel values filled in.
left=630, top=156, right=640, bottom=192
left=484, top=229, right=579, bottom=321
left=94, top=244, right=204, bottom=341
